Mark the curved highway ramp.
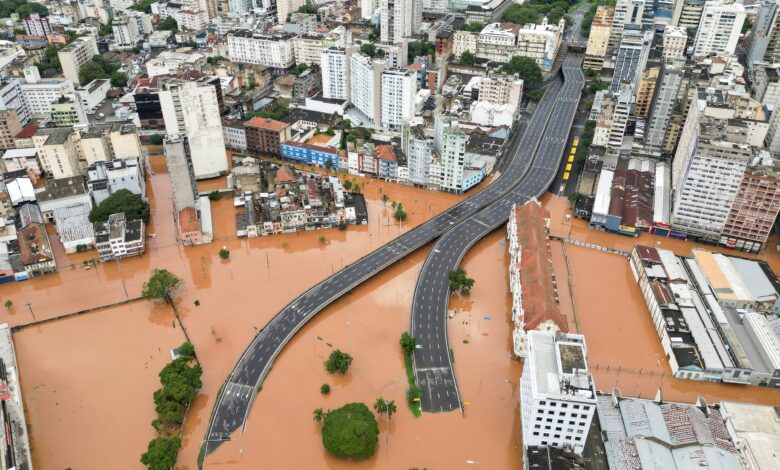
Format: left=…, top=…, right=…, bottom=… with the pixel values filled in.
left=202, top=58, right=579, bottom=454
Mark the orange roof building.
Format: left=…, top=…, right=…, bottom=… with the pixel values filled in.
left=507, top=198, right=567, bottom=359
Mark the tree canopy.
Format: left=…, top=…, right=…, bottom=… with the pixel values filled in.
left=448, top=268, right=475, bottom=294
left=501, top=56, right=543, bottom=86
left=157, top=17, right=177, bottom=32
left=502, top=2, right=569, bottom=26
left=290, top=63, right=309, bottom=75
left=400, top=332, right=416, bottom=356
left=0, top=0, right=48, bottom=18
left=324, top=349, right=353, bottom=374
left=321, top=403, right=379, bottom=460
left=360, top=43, right=376, bottom=58
left=462, top=22, right=484, bottom=32
left=142, top=269, right=183, bottom=302
left=89, top=189, right=150, bottom=223
left=407, top=41, right=435, bottom=63
left=460, top=50, right=476, bottom=65
left=297, top=4, right=317, bottom=14
left=140, top=436, right=181, bottom=470
left=79, top=56, right=126, bottom=87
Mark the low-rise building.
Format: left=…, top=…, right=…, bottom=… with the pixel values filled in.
left=15, top=203, right=55, bottom=276
left=720, top=401, right=780, bottom=470
left=245, top=117, right=291, bottom=156
left=94, top=212, right=145, bottom=261
left=86, top=159, right=145, bottom=205
left=53, top=203, right=95, bottom=253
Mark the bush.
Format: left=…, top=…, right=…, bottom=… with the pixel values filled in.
left=321, top=403, right=378, bottom=459
left=219, top=248, right=230, bottom=259
left=208, top=190, right=222, bottom=201
left=406, top=385, right=421, bottom=405
left=89, top=189, right=150, bottom=223
left=149, top=134, right=165, bottom=145
left=141, top=436, right=181, bottom=470
left=320, top=383, right=331, bottom=394
left=324, top=349, right=353, bottom=374
left=4, top=300, right=12, bottom=309
left=447, top=267, right=475, bottom=294
left=338, top=222, right=347, bottom=231
left=177, top=342, right=195, bottom=360
left=501, top=56, right=543, bottom=86
left=400, top=332, right=416, bottom=356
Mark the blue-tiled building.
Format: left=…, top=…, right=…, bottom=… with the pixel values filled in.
left=280, top=142, right=339, bottom=170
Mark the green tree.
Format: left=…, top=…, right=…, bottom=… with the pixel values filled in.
left=381, top=194, right=389, bottom=205
left=142, top=269, right=182, bottom=302
left=110, top=71, right=128, bottom=87
left=130, top=0, right=155, bottom=13
left=149, top=134, right=165, bottom=145
left=407, top=41, right=435, bottom=62
left=318, top=235, right=327, bottom=245
left=313, top=407, right=324, bottom=424
left=386, top=400, right=396, bottom=421
left=501, top=56, right=543, bottom=86
left=343, top=179, right=353, bottom=191
left=324, top=349, right=353, bottom=374
left=17, top=2, right=48, bottom=17
left=157, top=17, right=177, bottom=31
left=462, top=22, right=484, bottom=32
left=321, top=403, right=379, bottom=459
left=447, top=268, right=475, bottom=294
left=360, top=42, right=377, bottom=57
left=393, top=203, right=408, bottom=222
left=219, top=248, right=230, bottom=259
left=177, top=342, right=195, bottom=360
left=400, top=332, right=416, bottom=356
left=89, top=189, right=150, bottom=223
left=208, top=190, right=223, bottom=201
left=526, top=87, right=546, bottom=102
left=298, top=4, right=317, bottom=13
left=290, top=63, right=309, bottom=75
left=140, top=436, right=181, bottom=470
left=320, top=383, right=330, bottom=394
left=98, top=20, right=113, bottom=37
left=324, top=159, right=334, bottom=172
left=3, top=300, right=12, bottom=309
left=460, top=50, right=476, bottom=65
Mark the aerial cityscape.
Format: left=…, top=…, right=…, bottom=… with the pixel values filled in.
left=0, top=0, right=777, bottom=468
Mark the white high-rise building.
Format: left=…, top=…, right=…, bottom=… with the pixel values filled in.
left=402, top=124, right=433, bottom=186
left=277, top=0, right=304, bottom=25
left=321, top=47, right=356, bottom=101
left=20, top=77, right=75, bottom=119
left=0, top=79, right=30, bottom=125
left=158, top=79, right=228, bottom=179
left=478, top=75, right=524, bottom=108
left=662, top=26, right=687, bottom=60
left=440, top=125, right=467, bottom=193
left=361, top=0, right=378, bottom=19
left=350, top=53, right=386, bottom=124
left=380, top=0, right=419, bottom=44
left=380, top=69, right=416, bottom=130
left=607, top=0, right=646, bottom=64
left=520, top=331, right=597, bottom=454
left=227, top=31, right=296, bottom=68
left=692, top=1, right=745, bottom=57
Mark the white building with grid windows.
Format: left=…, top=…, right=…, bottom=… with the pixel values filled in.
left=380, top=69, right=416, bottom=130
left=520, top=331, right=597, bottom=454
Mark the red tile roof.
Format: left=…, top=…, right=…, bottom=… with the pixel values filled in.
left=15, top=125, right=39, bottom=139
left=376, top=145, right=397, bottom=162
left=245, top=117, right=289, bottom=132
left=178, top=207, right=201, bottom=234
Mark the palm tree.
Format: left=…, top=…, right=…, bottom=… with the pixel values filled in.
left=313, top=407, right=324, bottom=424
left=381, top=194, right=389, bottom=205
left=385, top=400, right=396, bottom=421
left=373, top=397, right=387, bottom=416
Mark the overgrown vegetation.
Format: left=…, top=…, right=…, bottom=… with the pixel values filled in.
left=320, top=403, right=379, bottom=459
left=502, top=1, right=569, bottom=26
left=0, top=0, right=48, bottom=17
left=460, top=50, right=476, bottom=65
left=297, top=4, right=317, bottom=14
left=141, top=342, right=201, bottom=469
left=157, top=17, right=178, bottom=32
left=447, top=267, right=475, bottom=294
left=501, top=56, right=543, bottom=86
left=407, top=41, right=435, bottom=63
left=208, top=190, right=223, bottom=201
left=324, top=349, right=353, bottom=374
left=79, top=56, right=127, bottom=87
left=290, top=63, right=309, bottom=75
left=580, top=0, right=617, bottom=38
left=462, top=22, right=484, bottom=32
left=89, top=189, right=150, bottom=223
left=149, top=134, right=165, bottom=145
left=393, top=202, right=408, bottom=222
left=399, top=332, right=421, bottom=417
left=247, top=103, right=289, bottom=121
left=575, top=120, right=596, bottom=163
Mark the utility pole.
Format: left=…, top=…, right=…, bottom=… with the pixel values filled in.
left=26, top=301, right=35, bottom=321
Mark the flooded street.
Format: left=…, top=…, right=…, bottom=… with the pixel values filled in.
left=204, top=229, right=523, bottom=469
left=3, top=150, right=779, bottom=469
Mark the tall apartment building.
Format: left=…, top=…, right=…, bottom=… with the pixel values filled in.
left=610, top=26, right=653, bottom=92
left=0, top=109, right=22, bottom=151
left=644, top=60, right=685, bottom=150
left=746, top=0, right=777, bottom=68
left=662, top=26, right=687, bottom=60
left=671, top=117, right=752, bottom=242
left=606, top=0, right=646, bottom=66
left=0, top=79, right=30, bottom=126
left=21, top=13, right=51, bottom=39
left=719, top=158, right=780, bottom=253
left=583, top=6, right=614, bottom=70
left=520, top=331, right=597, bottom=454
left=402, top=124, right=433, bottom=186
left=277, top=0, right=304, bottom=25
left=635, top=67, right=659, bottom=118
left=164, top=135, right=210, bottom=244
left=350, top=53, right=386, bottom=125
left=158, top=78, right=228, bottom=179
left=478, top=75, right=524, bottom=108
left=293, top=35, right=324, bottom=66
left=33, top=128, right=82, bottom=179
left=380, top=0, right=419, bottom=44
left=692, top=1, right=745, bottom=57
left=380, top=69, right=416, bottom=130
left=607, top=85, right=633, bottom=151
left=673, top=0, right=706, bottom=31
left=362, top=0, right=378, bottom=18
left=58, top=36, right=98, bottom=85
left=440, top=125, right=467, bottom=193
left=20, top=73, right=75, bottom=119
left=112, top=12, right=153, bottom=48
left=320, top=47, right=355, bottom=101
left=227, top=31, right=295, bottom=69
left=244, top=117, right=291, bottom=156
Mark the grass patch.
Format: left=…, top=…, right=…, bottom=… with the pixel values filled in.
left=197, top=442, right=206, bottom=470
left=450, top=349, right=455, bottom=364
left=403, top=354, right=422, bottom=417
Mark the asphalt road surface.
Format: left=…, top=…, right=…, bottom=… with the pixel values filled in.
left=202, top=58, right=579, bottom=454
left=410, top=55, right=585, bottom=413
